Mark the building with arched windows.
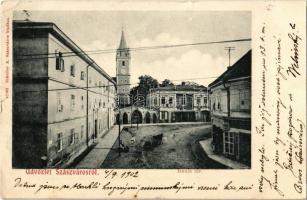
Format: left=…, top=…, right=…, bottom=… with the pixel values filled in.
left=147, top=84, right=210, bottom=123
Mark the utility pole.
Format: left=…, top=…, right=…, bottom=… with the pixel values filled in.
left=130, top=94, right=133, bottom=128
left=118, top=94, right=121, bottom=156
left=224, top=47, right=234, bottom=130
left=224, top=47, right=235, bottom=67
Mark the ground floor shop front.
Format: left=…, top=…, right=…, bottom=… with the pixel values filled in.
left=159, top=110, right=210, bottom=123
left=211, top=116, right=251, bottom=167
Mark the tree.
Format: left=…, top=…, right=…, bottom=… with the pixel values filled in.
left=160, top=79, right=174, bottom=87
left=130, top=75, right=159, bottom=105
left=181, top=81, right=201, bottom=86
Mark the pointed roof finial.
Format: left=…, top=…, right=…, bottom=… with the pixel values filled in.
left=119, top=28, right=128, bottom=49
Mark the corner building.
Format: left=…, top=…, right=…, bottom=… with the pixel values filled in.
left=209, top=50, right=251, bottom=166
left=13, top=21, right=116, bottom=168
left=147, top=84, right=210, bottom=123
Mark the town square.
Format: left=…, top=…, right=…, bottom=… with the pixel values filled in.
left=12, top=10, right=251, bottom=169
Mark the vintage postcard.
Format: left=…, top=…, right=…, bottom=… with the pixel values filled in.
left=0, top=0, right=306, bottom=199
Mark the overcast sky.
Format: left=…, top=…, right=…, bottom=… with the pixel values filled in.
left=14, top=11, right=251, bottom=86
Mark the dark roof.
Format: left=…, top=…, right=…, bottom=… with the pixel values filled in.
left=151, top=84, right=207, bottom=92
left=13, top=20, right=116, bottom=85
left=209, top=50, right=251, bottom=88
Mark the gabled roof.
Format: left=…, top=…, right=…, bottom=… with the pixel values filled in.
left=209, top=50, right=251, bottom=88
left=118, top=30, right=128, bottom=49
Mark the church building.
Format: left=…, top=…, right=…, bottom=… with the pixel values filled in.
left=116, top=30, right=131, bottom=106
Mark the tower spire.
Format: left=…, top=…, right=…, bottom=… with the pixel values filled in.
left=118, top=29, right=128, bottom=49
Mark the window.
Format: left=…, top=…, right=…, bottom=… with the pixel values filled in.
left=74, top=130, right=78, bottom=143
left=57, top=92, right=63, bottom=112
left=122, top=61, right=125, bottom=66
left=55, top=51, right=65, bottom=71
left=182, top=96, right=186, bottom=105
left=57, top=133, right=63, bottom=152
left=81, top=95, right=84, bottom=110
left=161, top=111, right=168, bottom=120
left=239, top=90, right=250, bottom=110
left=204, top=97, right=207, bottom=105
left=161, top=97, right=166, bottom=105
left=197, top=97, right=201, bottom=105
left=154, top=97, right=157, bottom=106
left=55, top=52, right=60, bottom=70
left=81, top=71, right=85, bottom=80
left=70, top=129, right=75, bottom=145
left=71, top=94, right=75, bottom=110
left=81, top=125, right=84, bottom=140
left=169, top=97, right=173, bottom=104
left=224, top=132, right=234, bottom=155
left=70, top=64, right=75, bottom=77
left=217, top=96, right=221, bottom=110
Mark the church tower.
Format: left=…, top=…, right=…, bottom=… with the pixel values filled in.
left=116, top=30, right=131, bottom=105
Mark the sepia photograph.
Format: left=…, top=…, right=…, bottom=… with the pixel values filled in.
left=1, top=1, right=306, bottom=199
left=12, top=10, right=251, bottom=169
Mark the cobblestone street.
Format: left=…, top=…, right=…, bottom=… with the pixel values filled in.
left=101, top=124, right=227, bottom=169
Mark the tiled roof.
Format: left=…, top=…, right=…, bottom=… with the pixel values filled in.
left=209, top=50, right=251, bottom=88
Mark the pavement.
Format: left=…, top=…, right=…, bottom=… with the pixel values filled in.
left=75, top=125, right=122, bottom=168
left=199, top=138, right=249, bottom=169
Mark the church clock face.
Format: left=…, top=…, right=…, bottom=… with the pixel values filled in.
left=121, top=69, right=126, bottom=74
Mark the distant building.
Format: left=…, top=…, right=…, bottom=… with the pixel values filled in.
left=13, top=21, right=116, bottom=168
left=209, top=50, right=251, bottom=166
left=116, top=30, right=130, bottom=106
left=147, top=84, right=210, bottom=123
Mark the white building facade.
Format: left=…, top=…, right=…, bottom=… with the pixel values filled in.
left=147, top=84, right=210, bottom=123
left=13, top=21, right=116, bottom=168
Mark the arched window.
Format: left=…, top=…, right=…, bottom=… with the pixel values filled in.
left=122, top=61, right=125, bottom=66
